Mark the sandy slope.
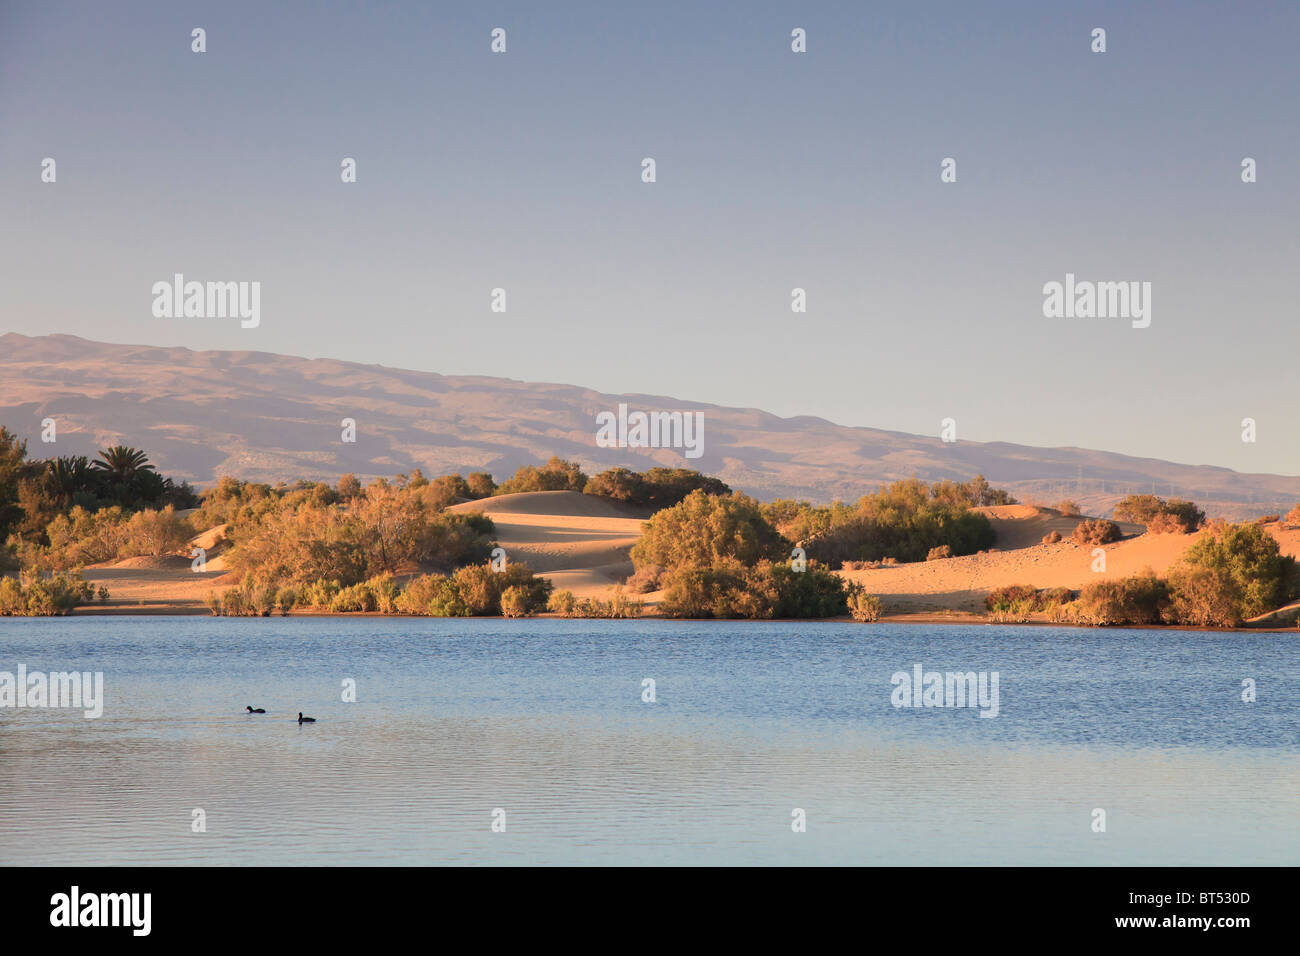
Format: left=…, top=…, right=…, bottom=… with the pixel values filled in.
left=449, top=491, right=649, bottom=597
left=842, top=512, right=1300, bottom=615
left=77, top=523, right=229, bottom=613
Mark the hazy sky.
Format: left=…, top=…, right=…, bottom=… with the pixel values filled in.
left=2, top=0, right=1297, bottom=475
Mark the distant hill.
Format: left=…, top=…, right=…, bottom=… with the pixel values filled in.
left=2, top=332, right=1298, bottom=519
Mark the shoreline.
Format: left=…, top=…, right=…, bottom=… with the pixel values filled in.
left=40, top=606, right=1300, bottom=633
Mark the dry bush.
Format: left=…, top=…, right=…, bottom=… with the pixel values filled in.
left=847, top=589, right=883, bottom=622
left=985, top=584, right=1039, bottom=613
left=1072, top=519, right=1122, bottom=547
left=625, top=564, right=664, bottom=593
left=1075, top=570, right=1169, bottom=626
left=1147, top=513, right=1187, bottom=534
left=546, top=587, right=643, bottom=619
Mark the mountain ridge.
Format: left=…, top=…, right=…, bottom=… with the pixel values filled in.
left=2, top=332, right=1296, bottom=518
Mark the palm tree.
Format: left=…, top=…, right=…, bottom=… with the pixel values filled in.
left=43, top=455, right=95, bottom=506
left=91, top=446, right=157, bottom=505
left=92, top=446, right=154, bottom=483
left=132, top=469, right=169, bottom=503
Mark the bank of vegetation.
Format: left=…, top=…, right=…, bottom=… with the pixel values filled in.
left=985, top=520, right=1297, bottom=627
left=4, top=426, right=1298, bottom=626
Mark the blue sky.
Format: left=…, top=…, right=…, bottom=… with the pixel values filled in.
left=2, top=0, right=1297, bottom=474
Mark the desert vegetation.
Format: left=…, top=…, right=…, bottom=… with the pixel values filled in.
left=5, top=425, right=1297, bottom=626
left=1113, top=494, right=1206, bottom=533
left=627, top=489, right=878, bottom=619
left=1071, top=518, right=1123, bottom=547
left=548, top=586, right=645, bottom=619
left=496, top=456, right=588, bottom=495
left=0, top=569, right=103, bottom=616
left=985, top=521, right=1297, bottom=628
left=761, top=477, right=1006, bottom=568
left=584, top=466, right=730, bottom=510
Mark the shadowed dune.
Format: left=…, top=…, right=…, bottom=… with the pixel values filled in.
left=450, top=492, right=646, bottom=594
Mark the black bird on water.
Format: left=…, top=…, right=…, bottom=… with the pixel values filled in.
left=246, top=706, right=266, bottom=714
left=298, top=712, right=316, bottom=724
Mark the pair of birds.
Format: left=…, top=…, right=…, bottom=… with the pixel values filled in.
left=246, top=705, right=315, bottom=724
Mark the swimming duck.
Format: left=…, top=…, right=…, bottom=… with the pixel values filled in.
left=298, top=712, right=316, bottom=723
left=246, top=706, right=266, bottom=714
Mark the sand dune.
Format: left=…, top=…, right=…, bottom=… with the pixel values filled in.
left=843, top=512, right=1300, bottom=616
left=450, top=491, right=647, bottom=596
left=451, top=491, right=649, bottom=520
left=978, top=506, right=1144, bottom=549
left=79, top=563, right=226, bottom=614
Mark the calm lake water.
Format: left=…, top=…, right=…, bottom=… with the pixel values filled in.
left=1, top=616, right=1296, bottom=865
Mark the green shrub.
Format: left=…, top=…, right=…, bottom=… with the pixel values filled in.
left=762, top=563, right=852, bottom=618
left=632, top=490, right=786, bottom=572
left=603, top=587, right=644, bottom=618
left=982, top=583, right=1074, bottom=620
left=397, top=563, right=552, bottom=616
left=274, top=575, right=398, bottom=615
left=547, top=589, right=579, bottom=616
left=0, top=571, right=95, bottom=616
left=1114, top=494, right=1205, bottom=532
left=585, top=467, right=730, bottom=510
left=466, top=472, right=497, bottom=498
left=331, top=581, right=378, bottom=613
left=768, top=479, right=999, bottom=566
left=496, top=457, right=587, bottom=495
left=500, top=584, right=533, bottom=617
left=1039, top=586, right=1075, bottom=608
left=1167, top=522, right=1294, bottom=626
left=0, top=575, right=25, bottom=614
left=1076, top=570, right=1169, bottom=625
left=395, top=573, right=464, bottom=616
left=985, top=584, right=1040, bottom=612
left=847, top=589, right=883, bottom=622
left=987, top=606, right=1030, bottom=624
left=658, top=563, right=746, bottom=618
left=274, top=587, right=297, bottom=615
left=545, top=587, right=643, bottom=618
left=219, top=587, right=253, bottom=617
left=298, top=578, right=342, bottom=609
left=658, top=559, right=849, bottom=619
left=583, top=468, right=645, bottom=504
left=1113, top=494, right=1165, bottom=524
